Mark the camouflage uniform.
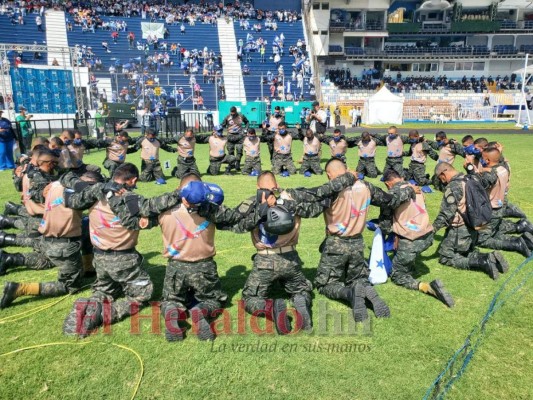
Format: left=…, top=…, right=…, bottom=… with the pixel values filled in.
left=228, top=174, right=357, bottom=314
left=24, top=169, right=58, bottom=235
left=222, top=112, right=249, bottom=169
left=159, top=202, right=261, bottom=327
left=102, top=158, right=122, bottom=178
left=13, top=217, right=41, bottom=236
left=356, top=158, right=380, bottom=178
left=373, top=134, right=410, bottom=178
left=9, top=234, right=39, bottom=248
left=433, top=173, right=486, bottom=269
left=314, top=181, right=396, bottom=298
left=314, top=235, right=369, bottom=299
left=175, top=156, right=201, bottom=179
left=392, top=233, right=434, bottom=289
left=300, top=154, right=322, bottom=175
left=384, top=157, right=405, bottom=178
left=473, top=167, right=525, bottom=252
left=378, top=182, right=434, bottom=290
left=13, top=238, right=54, bottom=270
left=97, top=137, right=137, bottom=177
left=37, top=237, right=83, bottom=295
left=405, top=141, right=438, bottom=186
left=226, top=133, right=245, bottom=170
left=132, top=137, right=176, bottom=182
left=243, top=251, right=312, bottom=313
left=172, top=133, right=210, bottom=179
left=428, top=141, right=465, bottom=191
left=62, top=176, right=182, bottom=324
left=2, top=169, right=57, bottom=250
left=271, top=153, right=297, bottom=175
left=208, top=154, right=237, bottom=175
left=90, top=250, right=153, bottom=321
left=161, top=259, right=227, bottom=318
left=266, top=129, right=302, bottom=175
left=242, top=156, right=262, bottom=175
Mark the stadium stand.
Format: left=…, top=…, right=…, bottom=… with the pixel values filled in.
left=233, top=19, right=312, bottom=102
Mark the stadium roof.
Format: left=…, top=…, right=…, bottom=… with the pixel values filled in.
left=497, top=0, right=533, bottom=10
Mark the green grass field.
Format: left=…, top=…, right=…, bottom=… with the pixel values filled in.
left=0, top=131, right=532, bottom=400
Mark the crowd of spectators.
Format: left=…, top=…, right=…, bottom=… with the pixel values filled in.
left=1, top=1, right=305, bottom=109
left=326, top=67, right=523, bottom=93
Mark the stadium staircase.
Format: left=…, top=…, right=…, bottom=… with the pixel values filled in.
left=233, top=20, right=310, bottom=102
left=217, top=18, right=246, bottom=101
left=45, top=10, right=69, bottom=66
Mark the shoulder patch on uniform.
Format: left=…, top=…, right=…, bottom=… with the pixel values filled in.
left=446, top=195, right=456, bottom=204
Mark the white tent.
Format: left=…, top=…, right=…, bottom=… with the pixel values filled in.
left=365, top=86, right=405, bottom=125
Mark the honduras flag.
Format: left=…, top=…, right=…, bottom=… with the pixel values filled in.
left=368, top=228, right=393, bottom=285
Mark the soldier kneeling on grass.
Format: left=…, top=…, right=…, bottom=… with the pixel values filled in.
left=0, top=170, right=104, bottom=309
left=154, top=174, right=262, bottom=341
left=380, top=169, right=454, bottom=307
left=207, top=125, right=238, bottom=176
left=61, top=163, right=182, bottom=338
left=133, top=128, right=177, bottom=185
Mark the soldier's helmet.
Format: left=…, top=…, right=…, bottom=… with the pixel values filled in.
left=264, top=205, right=295, bottom=235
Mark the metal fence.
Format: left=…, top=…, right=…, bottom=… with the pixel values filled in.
left=8, top=110, right=216, bottom=153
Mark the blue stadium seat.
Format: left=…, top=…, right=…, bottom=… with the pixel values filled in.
left=66, top=16, right=221, bottom=110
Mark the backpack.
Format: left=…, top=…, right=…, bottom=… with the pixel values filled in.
left=455, top=175, right=492, bottom=230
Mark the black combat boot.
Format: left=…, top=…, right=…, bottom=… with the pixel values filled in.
left=78, top=300, right=104, bottom=339
left=489, top=251, right=509, bottom=274
left=0, top=215, right=18, bottom=230
left=503, top=206, right=527, bottom=219
left=63, top=298, right=90, bottom=335
left=190, top=306, right=215, bottom=341
left=363, top=285, right=390, bottom=318
left=516, top=219, right=533, bottom=235
left=351, top=282, right=368, bottom=322
left=0, top=250, right=25, bottom=275
left=0, top=231, right=17, bottom=248
left=469, top=253, right=499, bottom=280
left=292, top=293, right=312, bottom=331
left=3, top=201, right=21, bottom=216
left=161, top=302, right=186, bottom=342
left=501, top=237, right=531, bottom=258
left=522, top=232, right=533, bottom=252
left=429, top=280, right=455, bottom=307
left=272, top=298, right=292, bottom=335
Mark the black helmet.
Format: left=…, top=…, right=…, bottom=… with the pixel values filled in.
left=264, top=205, right=295, bottom=235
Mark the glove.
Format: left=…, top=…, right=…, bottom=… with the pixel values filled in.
left=366, top=219, right=379, bottom=231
